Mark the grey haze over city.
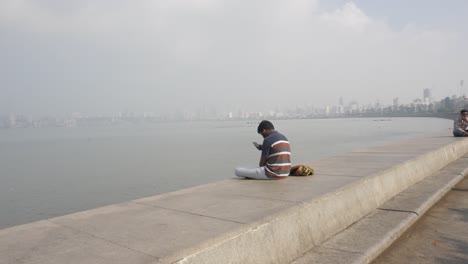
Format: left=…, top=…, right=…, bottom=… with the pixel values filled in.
left=1, top=0, right=468, bottom=117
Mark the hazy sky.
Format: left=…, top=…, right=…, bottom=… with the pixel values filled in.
left=1, top=0, right=467, bottom=116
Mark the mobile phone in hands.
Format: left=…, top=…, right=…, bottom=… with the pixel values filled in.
left=252, top=142, right=261, bottom=150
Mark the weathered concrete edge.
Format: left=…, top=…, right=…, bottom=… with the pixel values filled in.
left=351, top=161, right=468, bottom=264
left=168, top=139, right=468, bottom=264
left=339, top=172, right=465, bottom=264
left=356, top=173, right=466, bottom=264
left=290, top=211, right=420, bottom=264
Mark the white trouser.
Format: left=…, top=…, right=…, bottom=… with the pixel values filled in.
left=234, top=166, right=270, bottom=180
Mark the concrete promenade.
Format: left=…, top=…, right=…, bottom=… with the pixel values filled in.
left=1, top=131, right=467, bottom=264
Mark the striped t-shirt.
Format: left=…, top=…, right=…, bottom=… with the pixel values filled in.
left=261, top=131, right=291, bottom=178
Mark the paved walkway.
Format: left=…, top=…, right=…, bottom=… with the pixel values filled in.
left=372, top=177, right=468, bottom=264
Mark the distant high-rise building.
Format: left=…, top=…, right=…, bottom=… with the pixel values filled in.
left=349, top=101, right=359, bottom=113
left=339, top=97, right=344, bottom=106
left=337, top=105, right=344, bottom=114
left=461, top=80, right=465, bottom=97
left=423, top=88, right=431, bottom=103
left=393, top=97, right=399, bottom=107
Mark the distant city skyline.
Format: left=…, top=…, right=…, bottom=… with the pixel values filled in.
left=1, top=90, right=464, bottom=129
left=0, top=87, right=461, bottom=118
left=1, top=0, right=467, bottom=116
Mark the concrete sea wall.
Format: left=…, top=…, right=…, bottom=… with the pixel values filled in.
left=0, top=131, right=467, bottom=264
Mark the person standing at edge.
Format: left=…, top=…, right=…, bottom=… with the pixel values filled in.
left=453, top=109, right=468, bottom=137
left=235, top=120, right=291, bottom=180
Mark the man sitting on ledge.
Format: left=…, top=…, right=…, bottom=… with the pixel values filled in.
left=235, top=120, right=291, bottom=180
left=453, top=109, right=468, bottom=137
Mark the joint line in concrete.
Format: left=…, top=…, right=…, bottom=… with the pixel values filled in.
left=377, top=208, right=419, bottom=216
left=321, top=245, right=365, bottom=255
left=451, top=188, right=468, bottom=192
left=45, top=220, right=160, bottom=260
left=131, top=202, right=246, bottom=224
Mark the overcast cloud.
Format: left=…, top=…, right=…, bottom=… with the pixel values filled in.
left=1, top=0, right=467, bottom=116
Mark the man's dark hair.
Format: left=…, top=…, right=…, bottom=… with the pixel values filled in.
left=461, top=109, right=468, bottom=115
left=257, top=120, right=274, bottom=133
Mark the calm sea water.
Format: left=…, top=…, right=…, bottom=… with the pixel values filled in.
left=0, top=118, right=452, bottom=229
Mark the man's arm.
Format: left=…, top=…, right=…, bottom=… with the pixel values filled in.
left=254, top=144, right=263, bottom=150
left=463, top=117, right=468, bottom=136
left=259, top=139, right=270, bottom=166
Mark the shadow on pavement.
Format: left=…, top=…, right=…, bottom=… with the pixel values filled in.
left=448, top=208, right=468, bottom=222
left=435, top=237, right=468, bottom=264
